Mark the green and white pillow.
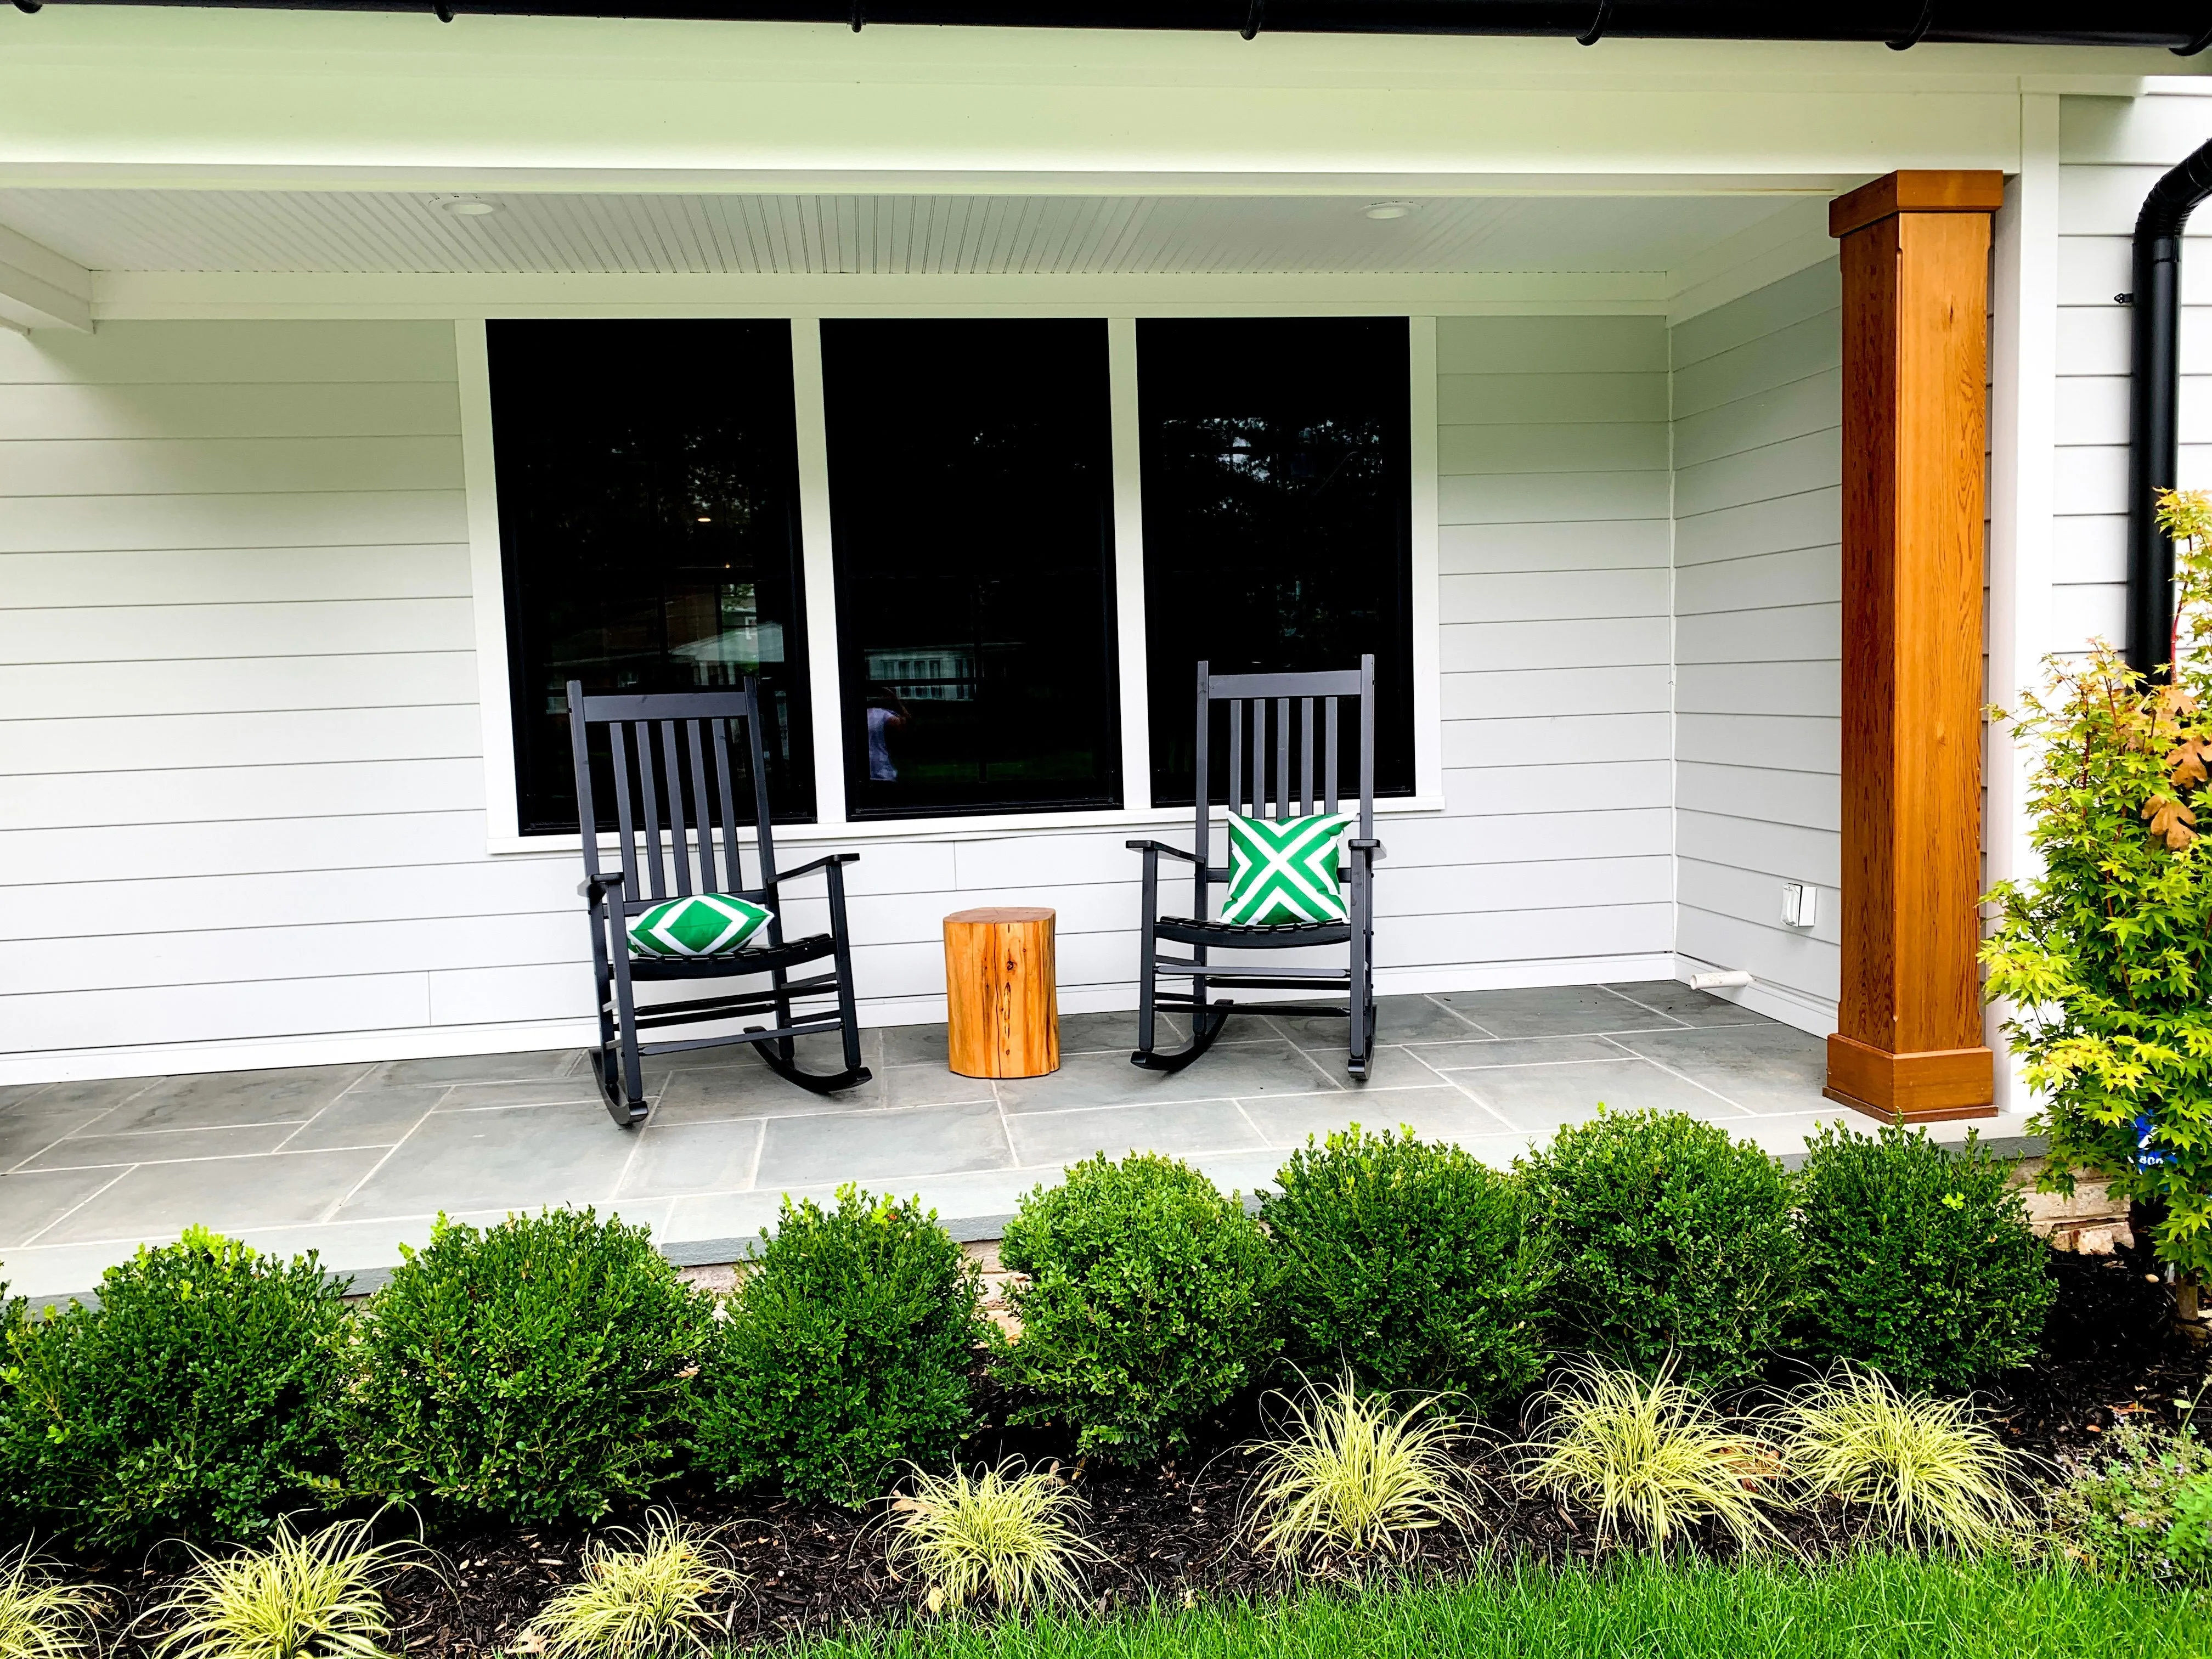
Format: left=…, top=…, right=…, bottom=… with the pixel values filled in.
left=627, top=893, right=775, bottom=957
left=1222, top=812, right=1351, bottom=926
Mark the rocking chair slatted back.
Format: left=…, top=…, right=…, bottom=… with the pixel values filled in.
left=568, top=683, right=780, bottom=920
left=1197, top=660, right=1375, bottom=868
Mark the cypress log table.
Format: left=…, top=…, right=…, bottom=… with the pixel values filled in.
left=944, top=906, right=1060, bottom=1079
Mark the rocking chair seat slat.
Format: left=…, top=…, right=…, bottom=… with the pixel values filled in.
left=625, top=932, right=837, bottom=980
left=1152, top=916, right=1352, bottom=948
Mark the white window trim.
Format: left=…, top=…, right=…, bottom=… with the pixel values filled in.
left=458, top=308, right=1446, bottom=856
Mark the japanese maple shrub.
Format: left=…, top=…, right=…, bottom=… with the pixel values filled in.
left=994, top=1152, right=1276, bottom=1463
left=695, top=1185, right=990, bottom=1507
left=0, top=1227, right=349, bottom=1551
left=1792, top=1121, right=2054, bottom=1391
left=1983, top=488, right=2212, bottom=1314
left=346, top=1207, right=716, bottom=1525
left=1259, top=1125, right=1547, bottom=1409
left=1517, top=1109, right=1799, bottom=1389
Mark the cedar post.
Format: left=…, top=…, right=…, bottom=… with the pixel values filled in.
left=1824, top=170, right=2005, bottom=1124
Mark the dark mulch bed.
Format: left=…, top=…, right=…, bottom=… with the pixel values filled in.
left=74, top=1243, right=2212, bottom=1656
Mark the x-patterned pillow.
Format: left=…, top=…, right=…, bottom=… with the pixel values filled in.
left=628, top=893, right=775, bottom=957
left=1222, top=812, right=1351, bottom=926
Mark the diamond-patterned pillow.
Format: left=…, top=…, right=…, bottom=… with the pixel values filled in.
left=1222, top=813, right=1351, bottom=926
left=627, top=893, right=775, bottom=957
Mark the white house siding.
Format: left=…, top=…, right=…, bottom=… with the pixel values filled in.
left=2, top=311, right=1691, bottom=1083
left=1667, top=261, right=1844, bottom=1031
left=2055, top=91, right=2212, bottom=659
left=1431, top=314, right=1675, bottom=989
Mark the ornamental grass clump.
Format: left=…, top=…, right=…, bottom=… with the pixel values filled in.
left=524, top=1512, right=740, bottom=1659
left=0, top=1226, right=350, bottom=1551
left=696, top=1186, right=989, bottom=1508
left=346, top=1207, right=717, bottom=1525
left=1242, top=1372, right=1476, bottom=1566
left=1983, top=487, right=2212, bottom=1319
left=1519, top=1358, right=1779, bottom=1552
left=1258, top=1127, right=1548, bottom=1408
left=1517, top=1110, right=1799, bottom=1389
left=0, top=1546, right=103, bottom=1659
left=1770, top=1365, right=2030, bottom=1551
left=143, top=1517, right=422, bottom=1659
left=885, top=1460, right=1098, bottom=1613
left=994, top=1152, right=1276, bottom=1464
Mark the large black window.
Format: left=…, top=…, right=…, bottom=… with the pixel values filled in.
left=822, top=319, right=1120, bottom=819
left=490, top=319, right=814, bottom=835
left=1138, top=317, right=1414, bottom=806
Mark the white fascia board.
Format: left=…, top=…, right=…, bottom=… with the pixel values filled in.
left=0, top=220, right=91, bottom=332
left=0, top=16, right=2138, bottom=189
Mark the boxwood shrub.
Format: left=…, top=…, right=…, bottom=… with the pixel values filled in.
left=346, top=1207, right=716, bottom=1525
left=1519, top=1109, right=1799, bottom=1389
left=0, top=1227, right=349, bottom=1551
left=994, top=1152, right=1276, bottom=1464
left=1259, top=1125, right=1547, bottom=1409
left=694, top=1185, right=989, bottom=1507
left=1792, top=1121, right=2055, bottom=1390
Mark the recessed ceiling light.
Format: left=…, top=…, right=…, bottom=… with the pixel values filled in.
left=1363, top=201, right=1415, bottom=221
left=436, top=196, right=501, bottom=217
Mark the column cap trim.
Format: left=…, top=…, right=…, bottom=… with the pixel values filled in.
left=1830, top=170, right=2006, bottom=239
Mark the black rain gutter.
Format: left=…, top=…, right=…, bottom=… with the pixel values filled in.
left=8, top=0, right=2212, bottom=48
left=2127, top=136, right=2212, bottom=681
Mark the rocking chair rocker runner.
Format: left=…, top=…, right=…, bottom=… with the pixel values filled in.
left=1128, top=655, right=1385, bottom=1080
left=568, top=679, right=871, bottom=1126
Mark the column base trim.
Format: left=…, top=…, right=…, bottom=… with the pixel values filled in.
left=1825, top=1032, right=1996, bottom=1122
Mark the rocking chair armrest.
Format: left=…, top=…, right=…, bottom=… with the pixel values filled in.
left=760, top=852, right=861, bottom=889
left=578, top=871, right=627, bottom=901
left=1348, top=838, right=1387, bottom=862
left=1126, top=838, right=1203, bottom=865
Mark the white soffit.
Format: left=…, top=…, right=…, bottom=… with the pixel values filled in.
left=0, top=188, right=1802, bottom=278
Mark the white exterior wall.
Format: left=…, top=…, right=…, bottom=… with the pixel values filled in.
left=2055, top=91, right=2212, bottom=659
left=1667, top=261, right=1844, bottom=1031
left=2, top=309, right=1694, bottom=1082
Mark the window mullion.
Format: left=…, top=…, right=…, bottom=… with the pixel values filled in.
left=789, top=313, right=850, bottom=830
left=1108, top=315, right=1154, bottom=813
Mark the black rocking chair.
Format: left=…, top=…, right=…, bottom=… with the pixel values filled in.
left=1128, top=655, right=1385, bottom=1080
left=568, top=679, right=871, bottom=1126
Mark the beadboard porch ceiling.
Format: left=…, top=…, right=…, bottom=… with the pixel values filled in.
left=0, top=187, right=1805, bottom=277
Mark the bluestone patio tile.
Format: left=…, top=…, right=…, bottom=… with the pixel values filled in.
left=278, top=1089, right=447, bottom=1152
left=3, top=1076, right=159, bottom=1114
left=0, top=1167, right=128, bottom=1246
left=1265, top=994, right=1485, bottom=1051
left=23, top=1121, right=303, bottom=1170
left=1602, top=981, right=1774, bottom=1028
left=654, top=1029, right=887, bottom=1072
left=1605, top=1024, right=1829, bottom=1114
left=1452, top=1058, right=1746, bottom=1132
left=1410, top=1035, right=1633, bottom=1071
left=0, top=1101, right=132, bottom=1172
left=368, top=1049, right=582, bottom=1087
left=1004, top=1099, right=1265, bottom=1167
left=994, top=1041, right=1337, bottom=1111
left=40, top=1148, right=388, bottom=1244
left=334, top=1103, right=630, bottom=1219
left=754, top=1100, right=1012, bottom=1189
left=617, top=1120, right=766, bottom=1199
left=437, top=1076, right=626, bottom=1111
left=653, top=1061, right=989, bottom=1126
left=1434, top=986, right=1689, bottom=1039
left=97, top=1064, right=373, bottom=1133
left=1235, top=1085, right=1513, bottom=1150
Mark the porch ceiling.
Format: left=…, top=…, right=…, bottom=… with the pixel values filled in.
left=0, top=187, right=1802, bottom=276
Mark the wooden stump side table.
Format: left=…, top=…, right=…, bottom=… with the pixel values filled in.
left=944, top=906, right=1060, bottom=1079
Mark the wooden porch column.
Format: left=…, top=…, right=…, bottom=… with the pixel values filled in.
left=1824, top=170, right=2005, bottom=1124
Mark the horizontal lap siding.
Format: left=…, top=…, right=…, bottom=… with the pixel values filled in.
left=1668, top=260, right=1842, bottom=1025
left=6, top=315, right=1685, bottom=1079
left=2055, top=93, right=2212, bottom=657
left=1433, top=314, right=1676, bottom=988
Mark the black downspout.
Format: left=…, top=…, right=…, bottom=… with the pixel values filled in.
left=2125, top=136, right=2212, bottom=681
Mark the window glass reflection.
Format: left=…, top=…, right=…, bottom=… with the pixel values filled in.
left=823, top=318, right=1121, bottom=818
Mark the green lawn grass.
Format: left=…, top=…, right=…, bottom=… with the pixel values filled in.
left=780, top=1554, right=2211, bottom=1659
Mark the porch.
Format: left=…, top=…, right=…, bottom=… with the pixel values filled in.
left=0, top=984, right=2028, bottom=1301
